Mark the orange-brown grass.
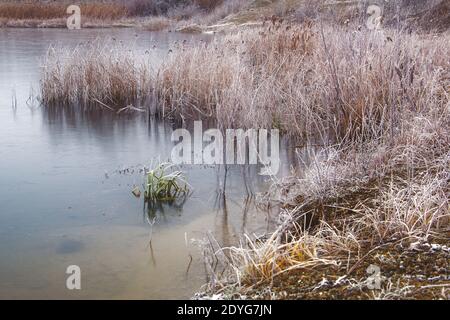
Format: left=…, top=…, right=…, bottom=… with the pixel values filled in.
left=0, top=3, right=128, bottom=20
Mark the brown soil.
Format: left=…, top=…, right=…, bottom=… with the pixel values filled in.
left=248, top=238, right=449, bottom=299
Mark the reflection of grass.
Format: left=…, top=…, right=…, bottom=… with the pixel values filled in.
left=145, top=195, right=188, bottom=221
left=144, top=162, right=189, bottom=202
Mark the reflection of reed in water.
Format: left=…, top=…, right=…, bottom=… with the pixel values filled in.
left=143, top=192, right=188, bottom=224
left=41, top=106, right=177, bottom=162
left=143, top=195, right=189, bottom=268
left=214, top=193, right=232, bottom=249
left=205, top=193, right=268, bottom=279
left=42, top=105, right=149, bottom=138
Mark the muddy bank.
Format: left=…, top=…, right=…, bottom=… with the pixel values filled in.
left=247, top=239, right=449, bottom=300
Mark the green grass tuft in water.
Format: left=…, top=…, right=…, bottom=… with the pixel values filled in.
left=144, top=162, right=189, bottom=202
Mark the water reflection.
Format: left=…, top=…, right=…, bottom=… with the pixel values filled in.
left=0, top=28, right=302, bottom=299
left=145, top=194, right=189, bottom=222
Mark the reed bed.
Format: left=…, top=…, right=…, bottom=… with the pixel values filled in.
left=0, top=2, right=129, bottom=20
left=142, top=16, right=173, bottom=31
left=0, top=0, right=247, bottom=29
left=40, top=21, right=450, bottom=297
left=41, top=41, right=153, bottom=109
left=157, top=23, right=448, bottom=139
left=200, top=111, right=449, bottom=297
left=156, top=23, right=447, bottom=298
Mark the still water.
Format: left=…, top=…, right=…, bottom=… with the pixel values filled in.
left=0, top=28, right=298, bottom=299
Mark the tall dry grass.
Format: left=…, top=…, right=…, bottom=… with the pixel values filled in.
left=41, top=22, right=449, bottom=137
left=200, top=111, right=449, bottom=294
left=155, top=22, right=447, bottom=296
left=41, top=41, right=152, bottom=109
left=40, top=22, right=450, bottom=296
left=190, top=0, right=249, bottom=25
left=156, top=23, right=449, bottom=140
left=0, top=0, right=243, bottom=27
left=0, top=2, right=129, bottom=20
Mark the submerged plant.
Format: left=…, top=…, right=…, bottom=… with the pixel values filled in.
left=144, top=162, right=189, bottom=202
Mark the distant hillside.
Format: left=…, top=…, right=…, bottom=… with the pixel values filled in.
left=1, top=0, right=447, bottom=32
left=218, top=0, right=449, bottom=32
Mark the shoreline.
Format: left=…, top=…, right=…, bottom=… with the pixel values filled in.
left=3, top=0, right=449, bottom=300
